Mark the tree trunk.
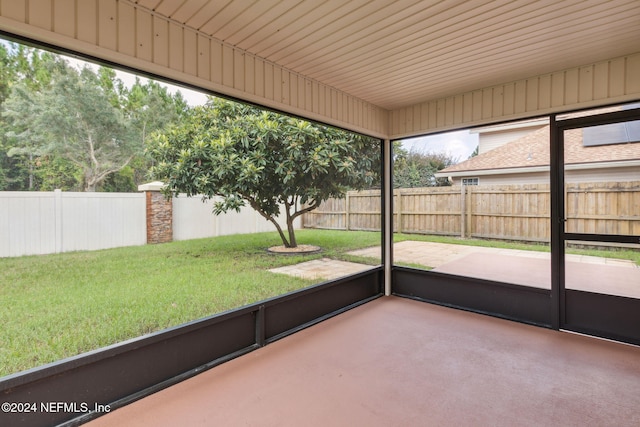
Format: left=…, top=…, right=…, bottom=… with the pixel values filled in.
left=284, top=201, right=297, bottom=248
left=247, top=197, right=292, bottom=248
left=270, top=218, right=291, bottom=248
left=85, top=173, right=96, bottom=191
left=287, top=217, right=297, bottom=248
left=28, top=153, right=33, bottom=190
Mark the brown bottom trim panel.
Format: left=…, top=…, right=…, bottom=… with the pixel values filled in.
left=564, top=289, right=640, bottom=346
left=393, top=267, right=552, bottom=327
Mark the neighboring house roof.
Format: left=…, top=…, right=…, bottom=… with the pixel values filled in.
left=437, top=125, right=640, bottom=177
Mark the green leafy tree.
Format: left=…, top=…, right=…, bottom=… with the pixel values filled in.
left=3, top=84, right=50, bottom=189
left=4, top=65, right=139, bottom=191
left=1, top=39, right=191, bottom=191
left=0, top=42, right=14, bottom=189
left=91, top=72, right=191, bottom=191
left=32, top=155, right=81, bottom=191
left=0, top=41, right=67, bottom=190
left=148, top=98, right=380, bottom=248
left=1, top=42, right=79, bottom=190
left=117, top=78, right=190, bottom=189
left=393, top=146, right=455, bottom=188
left=123, top=78, right=189, bottom=141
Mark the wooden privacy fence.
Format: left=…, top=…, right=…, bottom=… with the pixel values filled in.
left=302, top=181, right=640, bottom=243
left=301, top=189, right=382, bottom=232
left=565, top=181, right=640, bottom=236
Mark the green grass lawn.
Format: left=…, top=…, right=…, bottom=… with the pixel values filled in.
left=0, top=229, right=382, bottom=378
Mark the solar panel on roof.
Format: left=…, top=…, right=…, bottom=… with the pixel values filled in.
left=583, top=120, right=640, bottom=146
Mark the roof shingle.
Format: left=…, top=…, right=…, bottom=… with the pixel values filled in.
left=440, top=125, right=640, bottom=174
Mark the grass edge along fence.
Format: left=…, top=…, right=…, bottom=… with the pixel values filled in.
left=302, top=181, right=640, bottom=244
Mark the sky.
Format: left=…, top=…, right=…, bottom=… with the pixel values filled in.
left=66, top=55, right=210, bottom=107
left=400, top=130, right=478, bottom=164
left=111, top=68, right=209, bottom=107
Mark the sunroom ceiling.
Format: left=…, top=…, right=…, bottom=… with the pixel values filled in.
left=133, top=0, right=640, bottom=110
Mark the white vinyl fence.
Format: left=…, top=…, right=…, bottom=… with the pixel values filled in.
left=172, top=195, right=296, bottom=241
left=0, top=190, right=146, bottom=258
left=1, top=190, right=298, bottom=258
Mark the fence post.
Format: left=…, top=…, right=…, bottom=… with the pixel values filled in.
left=396, top=189, right=402, bottom=234
left=54, top=189, right=63, bottom=253
left=345, top=192, right=350, bottom=231
left=466, top=185, right=473, bottom=238
left=460, top=185, right=465, bottom=238
left=138, top=182, right=173, bottom=244
left=564, top=183, right=569, bottom=232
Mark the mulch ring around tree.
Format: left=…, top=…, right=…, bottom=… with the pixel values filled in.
left=267, top=244, right=322, bottom=255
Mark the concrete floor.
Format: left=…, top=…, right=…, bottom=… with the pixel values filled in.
left=87, top=297, right=640, bottom=427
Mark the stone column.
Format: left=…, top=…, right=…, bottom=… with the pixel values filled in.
left=138, top=181, right=173, bottom=244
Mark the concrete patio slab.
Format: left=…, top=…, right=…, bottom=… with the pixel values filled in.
left=348, top=240, right=638, bottom=269
left=268, top=258, right=376, bottom=281
left=270, top=241, right=638, bottom=298
left=349, top=240, right=479, bottom=268
left=433, top=252, right=640, bottom=298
